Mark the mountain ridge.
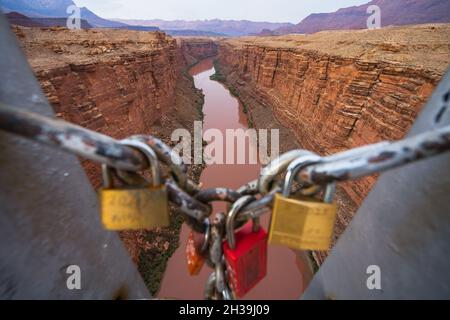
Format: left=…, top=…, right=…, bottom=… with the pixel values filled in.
left=0, top=1, right=292, bottom=36
left=273, top=0, right=450, bottom=35
left=6, top=11, right=93, bottom=29
left=0, top=0, right=128, bottom=28
left=113, top=18, right=293, bottom=36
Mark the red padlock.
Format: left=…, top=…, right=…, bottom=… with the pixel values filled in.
left=223, top=196, right=267, bottom=298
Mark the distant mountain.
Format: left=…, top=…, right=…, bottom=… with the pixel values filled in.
left=0, top=0, right=127, bottom=28
left=5, top=11, right=44, bottom=27
left=116, top=25, right=160, bottom=32
left=113, top=18, right=293, bottom=36
left=253, top=28, right=277, bottom=36
left=6, top=11, right=92, bottom=28
left=79, top=7, right=128, bottom=28
left=165, top=29, right=226, bottom=37
left=274, top=0, right=450, bottom=35
left=0, top=0, right=74, bottom=17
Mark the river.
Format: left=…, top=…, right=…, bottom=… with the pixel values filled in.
left=157, top=57, right=312, bottom=300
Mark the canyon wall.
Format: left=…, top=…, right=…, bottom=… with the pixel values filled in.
left=14, top=26, right=206, bottom=294
left=216, top=24, right=450, bottom=254
left=14, top=27, right=205, bottom=188
left=178, top=38, right=218, bottom=66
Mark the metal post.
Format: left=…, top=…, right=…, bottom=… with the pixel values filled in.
left=0, top=13, right=150, bottom=299
left=302, top=68, right=450, bottom=299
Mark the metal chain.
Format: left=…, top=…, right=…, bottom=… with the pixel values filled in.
left=2, top=101, right=450, bottom=299
left=2, top=101, right=450, bottom=201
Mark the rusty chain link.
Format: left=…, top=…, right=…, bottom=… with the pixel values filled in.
left=2, top=101, right=450, bottom=299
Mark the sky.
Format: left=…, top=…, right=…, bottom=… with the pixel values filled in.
left=72, top=0, right=371, bottom=23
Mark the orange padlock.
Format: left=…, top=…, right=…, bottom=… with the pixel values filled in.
left=186, top=219, right=210, bottom=275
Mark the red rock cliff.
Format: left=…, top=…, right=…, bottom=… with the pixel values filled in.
left=14, top=27, right=204, bottom=188
left=14, top=27, right=205, bottom=288
left=216, top=24, right=450, bottom=244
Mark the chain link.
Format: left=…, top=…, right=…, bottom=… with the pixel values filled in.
left=2, top=101, right=450, bottom=299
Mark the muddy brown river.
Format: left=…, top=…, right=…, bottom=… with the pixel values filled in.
left=158, top=58, right=312, bottom=299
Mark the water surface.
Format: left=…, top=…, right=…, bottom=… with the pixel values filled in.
left=158, top=58, right=312, bottom=299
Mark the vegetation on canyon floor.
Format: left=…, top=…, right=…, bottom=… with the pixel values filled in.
left=196, top=90, right=205, bottom=121
left=136, top=75, right=206, bottom=295
left=209, top=59, right=227, bottom=83
left=137, top=209, right=185, bottom=295
left=209, top=59, right=254, bottom=128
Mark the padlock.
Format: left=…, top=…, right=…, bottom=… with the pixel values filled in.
left=99, top=139, right=169, bottom=230
left=186, top=219, right=210, bottom=275
left=223, top=196, right=267, bottom=298
left=269, top=154, right=337, bottom=251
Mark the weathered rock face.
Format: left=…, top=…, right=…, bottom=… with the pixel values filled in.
left=41, top=49, right=178, bottom=136
left=14, top=27, right=203, bottom=188
left=14, top=26, right=205, bottom=292
left=216, top=25, right=450, bottom=253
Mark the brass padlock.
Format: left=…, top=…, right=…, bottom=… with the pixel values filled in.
left=269, top=154, right=337, bottom=251
left=99, top=139, right=169, bottom=230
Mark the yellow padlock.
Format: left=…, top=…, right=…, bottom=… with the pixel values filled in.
left=269, top=155, right=337, bottom=251
left=99, top=139, right=169, bottom=230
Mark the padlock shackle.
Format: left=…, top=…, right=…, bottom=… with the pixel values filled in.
left=225, top=195, right=256, bottom=250
left=119, top=139, right=162, bottom=187
left=258, top=149, right=314, bottom=195
left=282, top=154, right=322, bottom=197
left=323, top=181, right=336, bottom=203
left=283, top=154, right=337, bottom=203
left=101, top=163, right=114, bottom=189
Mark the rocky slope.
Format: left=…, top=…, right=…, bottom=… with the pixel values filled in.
left=13, top=26, right=211, bottom=293
left=215, top=24, right=450, bottom=260
left=275, top=0, right=450, bottom=35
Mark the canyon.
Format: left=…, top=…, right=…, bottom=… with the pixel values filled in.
left=114, top=18, right=293, bottom=36
left=12, top=25, right=216, bottom=294
left=13, top=27, right=220, bottom=186
left=215, top=24, right=450, bottom=261
left=1, top=0, right=292, bottom=36
left=11, top=22, right=450, bottom=291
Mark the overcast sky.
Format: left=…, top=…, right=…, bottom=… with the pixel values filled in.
left=72, top=0, right=371, bottom=23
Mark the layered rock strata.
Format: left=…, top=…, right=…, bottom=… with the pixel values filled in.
left=13, top=26, right=205, bottom=293
left=215, top=24, right=450, bottom=258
